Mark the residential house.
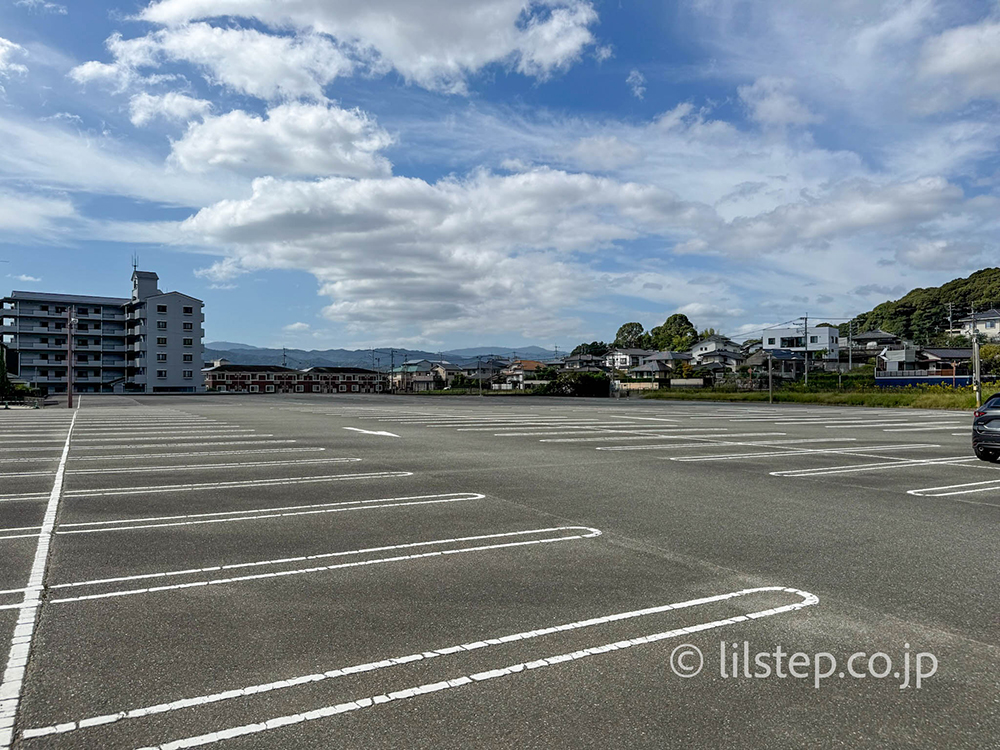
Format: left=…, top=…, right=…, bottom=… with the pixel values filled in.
left=955, top=309, right=1000, bottom=341
left=604, top=348, right=655, bottom=371
left=689, top=335, right=744, bottom=372
left=628, top=351, right=691, bottom=380
left=851, top=329, right=903, bottom=349
left=502, top=359, right=544, bottom=389
left=744, top=348, right=805, bottom=379
left=762, top=326, right=840, bottom=360
left=391, top=360, right=437, bottom=392
left=561, top=353, right=608, bottom=371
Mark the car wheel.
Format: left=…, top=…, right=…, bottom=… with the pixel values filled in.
left=974, top=445, right=999, bottom=462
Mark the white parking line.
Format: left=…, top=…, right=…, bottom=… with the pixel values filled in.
left=65, top=458, right=361, bottom=475
left=907, top=478, right=1000, bottom=497
left=0, top=409, right=76, bottom=750
left=0, top=471, right=413, bottom=503
left=53, top=492, right=487, bottom=536
left=593, top=433, right=791, bottom=451
left=771, top=456, right=977, bottom=477
left=44, top=526, right=602, bottom=606
left=67, top=448, right=326, bottom=463
left=117, top=586, right=816, bottom=750
left=671, top=443, right=940, bottom=462
left=21, top=585, right=814, bottom=742
left=72, top=434, right=273, bottom=443
left=54, top=526, right=602, bottom=593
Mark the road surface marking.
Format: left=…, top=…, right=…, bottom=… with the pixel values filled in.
left=0, top=410, right=76, bottom=750
left=343, top=428, right=400, bottom=437
left=101, top=587, right=816, bottom=749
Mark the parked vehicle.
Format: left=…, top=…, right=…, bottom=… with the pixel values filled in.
left=972, top=393, right=1000, bottom=461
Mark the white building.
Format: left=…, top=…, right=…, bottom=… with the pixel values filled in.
left=762, top=325, right=840, bottom=360
left=688, top=335, right=744, bottom=371
left=955, top=309, right=1000, bottom=341
left=604, top=348, right=655, bottom=370
left=1, top=269, right=204, bottom=394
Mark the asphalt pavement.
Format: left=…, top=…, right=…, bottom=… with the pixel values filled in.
left=1, top=394, right=997, bottom=749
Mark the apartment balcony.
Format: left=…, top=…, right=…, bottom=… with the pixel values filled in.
left=101, top=344, right=126, bottom=352
left=17, top=342, right=68, bottom=350
left=33, top=375, right=68, bottom=383
left=102, top=312, right=126, bottom=321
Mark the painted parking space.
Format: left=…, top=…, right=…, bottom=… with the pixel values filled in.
left=2, top=396, right=996, bottom=749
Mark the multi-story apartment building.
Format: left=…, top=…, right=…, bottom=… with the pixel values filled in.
left=1, top=269, right=204, bottom=394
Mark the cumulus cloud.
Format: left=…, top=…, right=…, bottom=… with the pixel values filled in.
left=570, top=135, right=640, bottom=171
left=170, top=102, right=393, bottom=178
left=180, top=168, right=710, bottom=336
left=738, top=77, right=820, bottom=127
left=8, top=273, right=41, bottom=282
left=72, top=25, right=352, bottom=100
left=283, top=321, right=311, bottom=332
left=894, top=239, right=987, bottom=271
left=129, top=91, right=211, bottom=126
left=626, top=69, right=645, bottom=99
left=919, top=19, right=1000, bottom=109
left=137, top=0, right=600, bottom=93
left=0, top=37, right=28, bottom=78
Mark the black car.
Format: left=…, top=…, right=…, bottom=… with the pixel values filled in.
left=972, top=392, right=1000, bottom=461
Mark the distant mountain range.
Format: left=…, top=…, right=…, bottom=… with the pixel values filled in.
left=203, top=343, right=558, bottom=369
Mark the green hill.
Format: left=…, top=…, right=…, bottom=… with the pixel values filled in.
left=849, top=267, right=1000, bottom=344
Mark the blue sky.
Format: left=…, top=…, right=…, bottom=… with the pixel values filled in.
left=1, top=0, right=998, bottom=350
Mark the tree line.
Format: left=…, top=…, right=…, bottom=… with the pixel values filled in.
left=570, top=314, right=718, bottom=357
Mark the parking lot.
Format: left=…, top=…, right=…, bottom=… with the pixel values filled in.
left=2, top=394, right=998, bottom=749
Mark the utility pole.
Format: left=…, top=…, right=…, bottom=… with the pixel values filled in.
left=66, top=306, right=75, bottom=409
left=768, top=351, right=773, bottom=404
left=946, top=302, right=954, bottom=335
left=847, top=320, right=853, bottom=371
left=972, top=306, right=982, bottom=408
left=389, top=349, right=395, bottom=393
left=477, top=356, right=483, bottom=397
left=803, top=314, right=809, bottom=386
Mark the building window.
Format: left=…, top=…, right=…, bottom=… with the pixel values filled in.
left=156, top=369, right=167, bottom=379
left=157, top=337, right=167, bottom=346
left=988, top=321, right=997, bottom=329
left=265, top=384, right=275, bottom=393
left=40, top=305, right=48, bottom=311
left=183, top=354, right=193, bottom=362
left=183, top=370, right=193, bottom=379
left=352, top=384, right=359, bottom=392
left=249, top=384, right=259, bottom=393
left=183, top=322, right=193, bottom=331
left=312, top=385, right=321, bottom=392
left=156, top=305, right=167, bottom=313
left=183, top=306, right=193, bottom=315
left=295, top=384, right=304, bottom=392
left=183, top=338, right=193, bottom=347
left=156, top=321, right=167, bottom=330
left=156, top=353, right=167, bottom=362
left=809, top=336, right=818, bottom=344
left=339, top=384, right=347, bottom=392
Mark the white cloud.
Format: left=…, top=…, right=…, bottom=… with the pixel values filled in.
left=170, top=102, right=393, bottom=178
left=72, top=25, right=352, bottom=100
left=0, top=37, right=28, bottom=78
left=180, top=168, right=709, bottom=337
left=7, top=273, right=42, bottom=282
left=0, top=114, right=245, bottom=207
left=570, top=136, right=640, bottom=171
left=129, top=91, right=211, bottom=126
left=283, top=321, right=311, bottom=332
left=626, top=69, right=645, bottom=99
left=0, top=191, right=74, bottom=233
left=919, top=19, right=1000, bottom=109
left=138, top=0, right=599, bottom=93
left=738, top=77, right=820, bottom=127
left=14, top=0, right=67, bottom=14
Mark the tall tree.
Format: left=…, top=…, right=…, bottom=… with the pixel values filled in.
left=571, top=341, right=610, bottom=357
left=649, top=314, right=698, bottom=351
left=613, top=322, right=646, bottom=349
